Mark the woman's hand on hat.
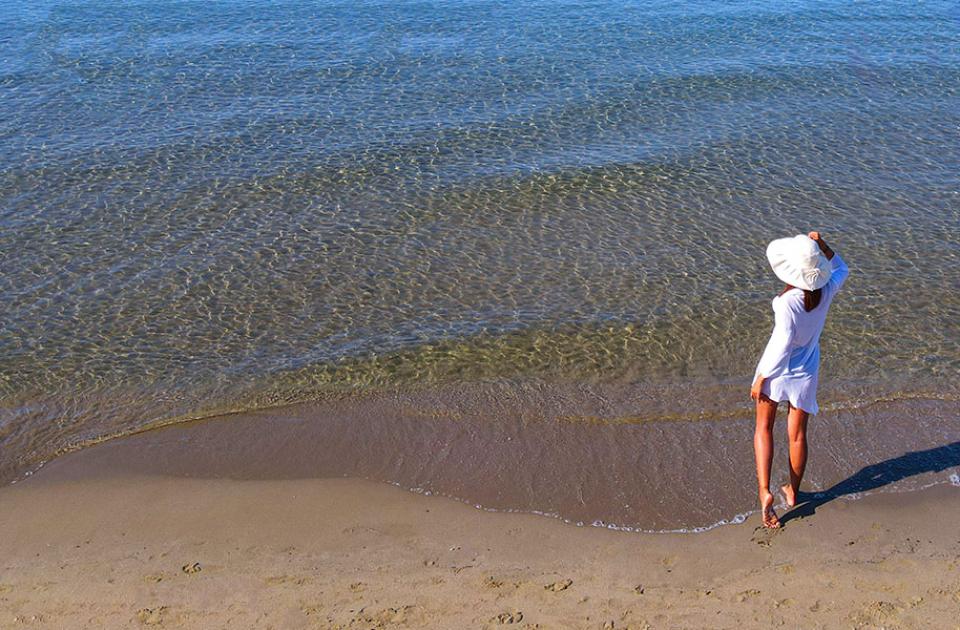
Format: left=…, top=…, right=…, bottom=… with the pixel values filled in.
left=808, top=232, right=835, bottom=259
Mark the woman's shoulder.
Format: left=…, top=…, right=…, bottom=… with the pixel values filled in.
left=773, top=289, right=804, bottom=312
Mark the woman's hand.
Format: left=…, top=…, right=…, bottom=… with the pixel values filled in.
left=807, top=231, right=835, bottom=260
left=750, top=375, right=766, bottom=402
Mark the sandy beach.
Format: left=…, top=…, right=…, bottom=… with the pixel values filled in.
left=1, top=430, right=958, bottom=630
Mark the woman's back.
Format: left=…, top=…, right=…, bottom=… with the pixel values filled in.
left=773, top=260, right=847, bottom=349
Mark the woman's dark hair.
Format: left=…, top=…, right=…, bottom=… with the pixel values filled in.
left=783, top=285, right=823, bottom=312
left=803, top=288, right=822, bottom=312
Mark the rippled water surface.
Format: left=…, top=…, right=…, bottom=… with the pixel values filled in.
left=2, top=0, right=958, bottom=499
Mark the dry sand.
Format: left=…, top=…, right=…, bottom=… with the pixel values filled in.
left=1, top=440, right=958, bottom=629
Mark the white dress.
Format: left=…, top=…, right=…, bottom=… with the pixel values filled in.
left=754, top=254, right=849, bottom=414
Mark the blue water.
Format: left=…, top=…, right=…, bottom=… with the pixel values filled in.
left=1, top=0, right=958, bottom=483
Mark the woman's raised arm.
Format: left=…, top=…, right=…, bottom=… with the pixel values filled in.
left=809, top=231, right=849, bottom=291
left=807, top=231, right=834, bottom=260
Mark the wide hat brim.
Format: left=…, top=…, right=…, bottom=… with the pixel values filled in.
left=766, top=235, right=832, bottom=291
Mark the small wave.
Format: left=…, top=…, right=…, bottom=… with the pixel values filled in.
left=389, top=474, right=957, bottom=535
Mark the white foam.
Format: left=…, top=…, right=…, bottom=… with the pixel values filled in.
left=376, top=473, right=960, bottom=535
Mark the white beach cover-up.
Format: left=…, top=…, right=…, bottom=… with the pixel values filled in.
left=754, top=254, right=849, bottom=414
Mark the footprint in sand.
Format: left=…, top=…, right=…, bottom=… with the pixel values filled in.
left=484, top=576, right=505, bottom=589
left=495, top=610, right=523, bottom=624
left=265, top=575, right=312, bottom=586
left=300, top=603, right=323, bottom=616
left=849, top=600, right=904, bottom=626
left=750, top=526, right=781, bottom=547
left=659, top=557, right=678, bottom=573
left=367, top=605, right=415, bottom=625
left=136, top=606, right=167, bottom=625
left=544, top=579, right=573, bottom=592
left=13, top=615, right=45, bottom=624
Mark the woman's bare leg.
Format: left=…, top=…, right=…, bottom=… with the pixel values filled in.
left=754, top=395, right=780, bottom=528
left=781, top=404, right=809, bottom=507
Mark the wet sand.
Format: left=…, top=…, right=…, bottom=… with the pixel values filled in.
left=8, top=385, right=956, bottom=533
left=1, top=436, right=958, bottom=629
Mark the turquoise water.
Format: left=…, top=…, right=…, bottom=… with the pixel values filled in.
left=1, top=0, right=958, bottom=483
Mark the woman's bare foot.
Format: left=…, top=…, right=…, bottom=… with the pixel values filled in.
left=760, top=491, right=780, bottom=528
left=781, top=483, right=797, bottom=508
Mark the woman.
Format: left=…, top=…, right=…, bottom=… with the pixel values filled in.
left=750, top=231, right=849, bottom=528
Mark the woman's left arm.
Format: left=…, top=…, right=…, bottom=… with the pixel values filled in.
left=751, top=300, right=795, bottom=401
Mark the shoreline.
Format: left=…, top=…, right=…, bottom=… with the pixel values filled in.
left=6, top=385, right=958, bottom=534
left=2, top=426, right=959, bottom=628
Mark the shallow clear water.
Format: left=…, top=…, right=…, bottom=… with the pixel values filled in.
left=1, top=0, right=958, bottom=507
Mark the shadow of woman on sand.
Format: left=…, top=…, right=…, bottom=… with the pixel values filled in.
left=779, top=440, right=960, bottom=526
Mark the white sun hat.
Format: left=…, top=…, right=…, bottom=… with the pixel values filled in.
left=766, top=234, right=832, bottom=291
